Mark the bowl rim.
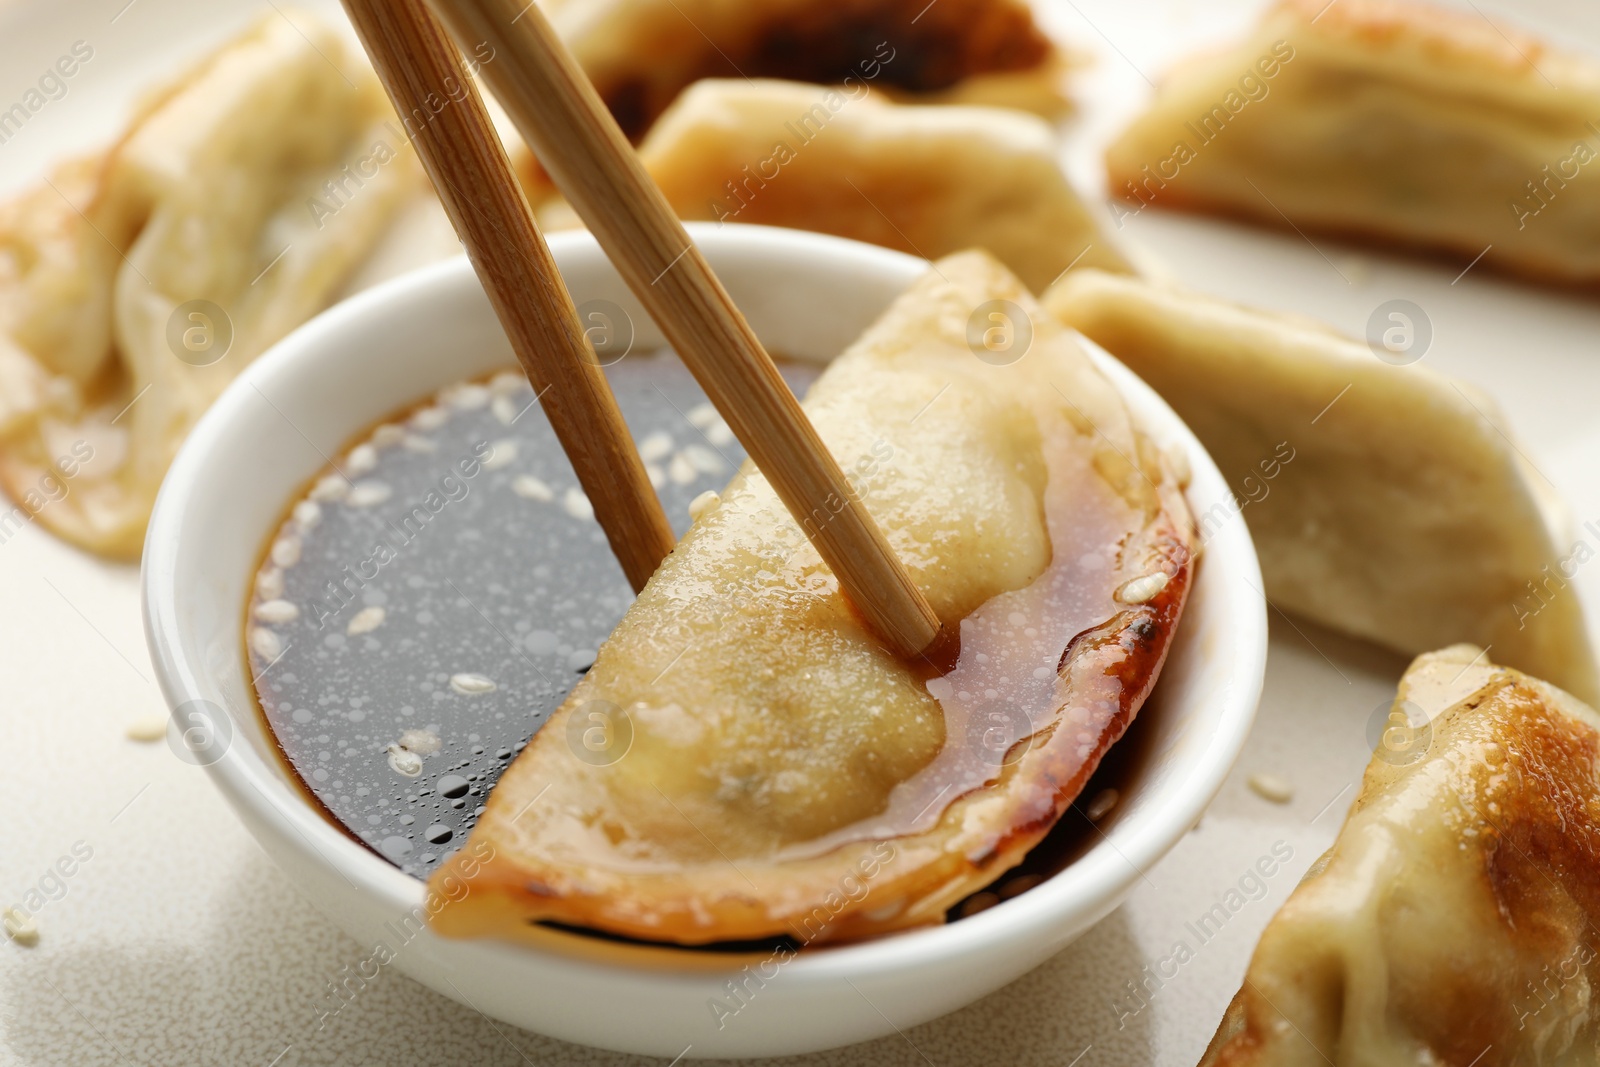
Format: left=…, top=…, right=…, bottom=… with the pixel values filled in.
left=142, top=223, right=1266, bottom=985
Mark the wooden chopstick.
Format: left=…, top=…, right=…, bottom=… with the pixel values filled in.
left=340, top=0, right=675, bottom=595
left=426, top=0, right=944, bottom=660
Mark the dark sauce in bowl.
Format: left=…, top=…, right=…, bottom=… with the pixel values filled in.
left=247, top=352, right=817, bottom=878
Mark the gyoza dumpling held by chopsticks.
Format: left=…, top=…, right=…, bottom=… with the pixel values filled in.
left=428, top=251, right=1195, bottom=946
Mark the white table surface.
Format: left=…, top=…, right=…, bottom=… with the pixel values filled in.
left=3, top=0, right=1598, bottom=1063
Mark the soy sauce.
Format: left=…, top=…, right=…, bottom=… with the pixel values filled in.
left=247, top=352, right=818, bottom=878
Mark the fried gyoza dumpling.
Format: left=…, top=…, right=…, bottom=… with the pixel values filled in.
left=1201, top=646, right=1600, bottom=1066
left=1106, top=0, right=1600, bottom=287
left=536, top=79, right=1129, bottom=293
left=428, top=251, right=1194, bottom=945
left=547, top=0, right=1072, bottom=142
left=1045, top=269, right=1599, bottom=706
left=0, top=12, right=416, bottom=558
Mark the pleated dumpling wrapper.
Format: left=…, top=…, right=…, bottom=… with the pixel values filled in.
left=1201, top=645, right=1600, bottom=1065
left=543, top=0, right=1073, bottom=142
left=1046, top=269, right=1599, bottom=706
left=0, top=12, right=417, bottom=558
left=428, top=251, right=1195, bottom=946
left=1106, top=0, right=1600, bottom=287
left=536, top=79, right=1129, bottom=294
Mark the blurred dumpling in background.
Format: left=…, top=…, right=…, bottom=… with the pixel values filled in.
left=538, top=79, right=1131, bottom=294
left=1106, top=0, right=1600, bottom=288
left=0, top=11, right=418, bottom=558
left=546, top=0, right=1075, bottom=141
left=513, top=0, right=1077, bottom=204
left=1046, top=269, right=1599, bottom=705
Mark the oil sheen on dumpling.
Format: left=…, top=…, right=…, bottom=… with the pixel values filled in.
left=1105, top=0, right=1600, bottom=287
left=1045, top=268, right=1600, bottom=706
left=537, top=79, right=1130, bottom=294
left=428, top=251, right=1194, bottom=946
left=1201, top=646, right=1600, bottom=1066
left=0, top=12, right=417, bottom=557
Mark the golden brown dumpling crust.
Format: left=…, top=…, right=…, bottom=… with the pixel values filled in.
left=1106, top=0, right=1600, bottom=287
left=427, top=251, right=1193, bottom=946
left=552, top=0, right=1064, bottom=142
left=1202, top=646, right=1600, bottom=1067
left=511, top=0, right=1073, bottom=205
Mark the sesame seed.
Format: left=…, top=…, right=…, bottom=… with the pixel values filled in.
left=386, top=744, right=423, bottom=777
left=481, top=439, right=517, bottom=471
left=1248, top=772, right=1294, bottom=804
left=443, top=383, right=490, bottom=410
left=411, top=406, right=449, bottom=431
left=1117, top=572, right=1169, bottom=605
left=125, top=715, right=167, bottom=742
left=1085, top=788, right=1119, bottom=822
left=638, top=431, right=673, bottom=462
left=270, top=536, right=301, bottom=568
left=309, top=474, right=349, bottom=502
left=346, top=481, right=392, bottom=508
left=683, top=444, right=724, bottom=473
left=511, top=475, right=554, bottom=502
left=256, top=568, right=284, bottom=601
left=688, top=490, right=721, bottom=523
left=371, top=424, right=405, bottom=447
left=450, top=672, right=497, bottom=695
left=250, top=627, right=283, bottom=660
left=346, top=444, right=378, bottom=476
left=2, top=907, right=39, bottom=946
left=489, top=371, right=524, bottom=395
left=254, top=599, right=300, bottom=624
left=347, top=606, right=386, bottom=635
left=562, top=488, right=593, bottom=521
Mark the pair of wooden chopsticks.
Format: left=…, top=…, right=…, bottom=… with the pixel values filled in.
left=341, top=0, right=941, bottom=660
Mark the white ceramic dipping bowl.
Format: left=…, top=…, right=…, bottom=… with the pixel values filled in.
left=143, top=225, right=1266, bottom=1059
